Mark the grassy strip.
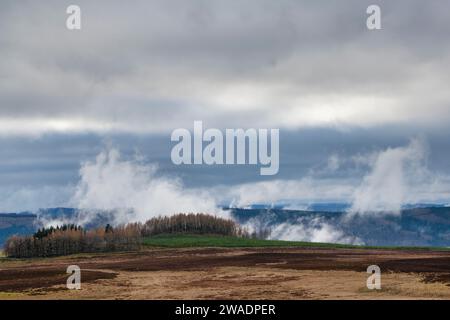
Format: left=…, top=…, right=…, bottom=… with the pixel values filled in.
left=142, top=234, right=450, bottom=251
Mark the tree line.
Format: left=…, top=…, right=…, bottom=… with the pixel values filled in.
left=140, top=213, right=248, bottom=237
left=4, top=213, right=269, bottom=258
left=4, top=223, right=141, bottom=258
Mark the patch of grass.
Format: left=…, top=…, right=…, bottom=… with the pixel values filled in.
left=143, top=234, right=450, bottom=251
left=143, top=234, right=356, bottom=249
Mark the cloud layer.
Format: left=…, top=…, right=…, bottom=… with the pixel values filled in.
left=1, top=0, right=450, bottom=135
left=1, top=138, right=449, bottom=216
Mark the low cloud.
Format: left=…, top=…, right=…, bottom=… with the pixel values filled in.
left=348, top=139, right=431, bottom=216
left=2, top=139, right=450, bottom=223
left=262, top=217, right=363, bottom=245
left=70, top=148, right=225, bottom=225
left=223, top=138, right=450, bottom=215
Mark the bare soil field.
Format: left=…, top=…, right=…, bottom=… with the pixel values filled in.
left=0, top=247, right=449, bottom=299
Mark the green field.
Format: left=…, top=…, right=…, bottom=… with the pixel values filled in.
left=143, top=234, right=353, bottom=248
left=142, top=234, right=450, bottom=251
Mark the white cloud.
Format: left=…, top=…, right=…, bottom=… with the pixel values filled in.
left=347, top=138, right=450, bottom=217
left=348, top=139, right=424, bottom=216
left=70, top=148, right=226, bottom=225
left=267, top=217, right=363, bottom=245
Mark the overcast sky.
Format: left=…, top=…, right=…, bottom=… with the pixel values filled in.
left=1, top=0, right=450, bottom=213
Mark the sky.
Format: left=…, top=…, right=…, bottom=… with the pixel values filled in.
left=1, top=0, right=450, bottom=214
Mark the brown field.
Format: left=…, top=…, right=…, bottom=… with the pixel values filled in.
left=0, top=247, right=449, bottom=300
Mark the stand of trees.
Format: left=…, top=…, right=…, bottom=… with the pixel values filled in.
left=141, top=213, right=248, bottom=237
left=4, top=223, right=141, bottom=258
left=34, top=224, right=82, bottom=239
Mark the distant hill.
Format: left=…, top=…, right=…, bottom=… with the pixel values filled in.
left=231, top=207, right=450, bottom=247
left=1, top=206, right=449, bottom=247
left=0, top=213, right=37, bottom=245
